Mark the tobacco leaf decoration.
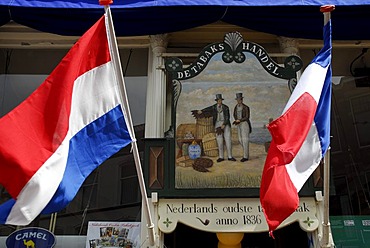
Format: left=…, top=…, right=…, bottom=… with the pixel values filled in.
left=224, top=32, right=243, bottom=52
left=222, top=32, right=245, bottom=64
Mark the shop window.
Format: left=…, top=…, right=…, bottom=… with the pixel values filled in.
left=81, top=170, right=99, bottom=210
left=331, top=176, right=353, bottom=215
left=330, top=101, right=343, bottom=154
left=120, top=158, right=140, bottom=205
left=365, top=171, right=370, bottom=197
left=350, top=94, right=370, bottom=147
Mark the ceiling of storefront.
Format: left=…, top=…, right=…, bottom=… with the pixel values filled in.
left=2, top=1, right=370, bottom=40
left=0, top=21, right=149, bottom=49
left=2, top=20, right=370, bottom=52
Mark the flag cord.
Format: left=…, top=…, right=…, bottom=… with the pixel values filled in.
left=123, top=48, right=133, bottom=77
left=79, top=168, right=100, bottom=235
left=104, top=5, right=156, bottom=247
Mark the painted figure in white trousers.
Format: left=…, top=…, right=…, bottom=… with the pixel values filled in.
left=236, top=121, right=250, bottom=160
left=215, top=121, right=233, bottom=162
left=198, top=94, right=236, bottom=162
left=233, top=93, right=252, bottom=162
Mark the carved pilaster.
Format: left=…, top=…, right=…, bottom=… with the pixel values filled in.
left=150, top=34, right=168, bottom=55
left=278, top=36, right=299, bottom=55
left=145, top=34, right=168, bottom=138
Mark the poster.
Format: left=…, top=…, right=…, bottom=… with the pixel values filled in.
left=86, top=222, right=140, bottom=248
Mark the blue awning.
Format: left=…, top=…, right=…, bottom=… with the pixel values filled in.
left=1, top=0, right=370, bottom=40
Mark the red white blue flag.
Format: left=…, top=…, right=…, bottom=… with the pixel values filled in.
left=260, top=18, right=332, bottom=232
left=0, top=14, right=133, bottom=225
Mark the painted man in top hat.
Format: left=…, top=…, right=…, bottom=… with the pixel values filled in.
left=233, top=92, right=252, bottom=162
left=198, top=94, right=236, bottom=162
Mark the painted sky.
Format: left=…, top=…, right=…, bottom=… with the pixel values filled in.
left=176, top=52, right=291, bottom=129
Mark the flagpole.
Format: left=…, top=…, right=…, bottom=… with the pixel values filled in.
left=100, top=1, right=156, bottom=246
left=321, top=150, right=332, bottom=247
left=320, top=5, right=335, bottom=248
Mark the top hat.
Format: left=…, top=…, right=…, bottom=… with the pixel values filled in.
left=215, top=94, right=224, bottom=101
left=235, top=93, right=244, bottom=99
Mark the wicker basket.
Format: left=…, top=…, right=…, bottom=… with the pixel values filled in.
left=196, top=117, right=213, bottom=139
left=176, top=123, right=196, bottom=139
left=202, top=132, right=218, bottom=157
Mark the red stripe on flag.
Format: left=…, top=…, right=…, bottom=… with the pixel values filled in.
left=0, top=16, right=110, bottom=198
left=267, top=92, right=317, bottom=166
left=260, top=158, right=298, bottom=231
left=260, top=92, right=317, bottom=231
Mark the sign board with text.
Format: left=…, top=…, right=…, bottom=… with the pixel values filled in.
left=158, top=197, right=318, bottom=233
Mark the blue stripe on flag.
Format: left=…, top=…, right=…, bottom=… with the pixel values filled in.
left=42, top=105, right=132, bottom=214
left=312, top=21, right=331, bottom=68
left=314, top=66, right=331, bottom=157
left=0, top=199, right=15, bottom=224
left=313, top=20, right=332, bottom=158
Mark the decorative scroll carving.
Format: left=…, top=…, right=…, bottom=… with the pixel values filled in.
left=165, top=32, right=302, bottom=82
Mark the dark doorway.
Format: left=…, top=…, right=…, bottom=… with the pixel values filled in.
left=164, top=222, right=308, bottom=248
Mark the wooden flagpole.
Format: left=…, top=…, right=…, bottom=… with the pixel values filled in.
left=320, top=5, right=335, bottom=248
left=321, top=151, right=333, bottom=247
left=100, top=1, right=156, bottom=246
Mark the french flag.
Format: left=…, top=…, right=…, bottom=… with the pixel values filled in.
left=0, top=14, right=132, bottom=225
left=260, top=18, right=332, bottom=232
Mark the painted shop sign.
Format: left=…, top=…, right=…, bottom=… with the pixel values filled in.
left=164, top=32, right=305, bottom=193
left=158, top=197, right=318, bottom=233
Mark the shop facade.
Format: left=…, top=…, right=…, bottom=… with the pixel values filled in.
left=1, top=2, right=370, bottom=247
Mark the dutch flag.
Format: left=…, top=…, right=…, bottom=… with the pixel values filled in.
left=0, top=14, right=133, bottom=225
left=260, top=16, right=332, bottom=232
